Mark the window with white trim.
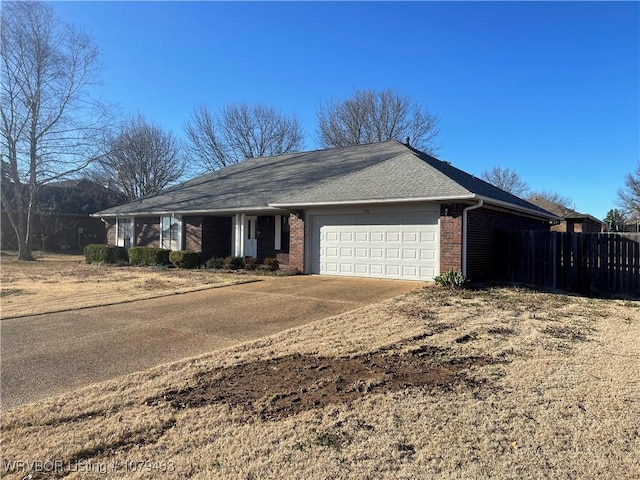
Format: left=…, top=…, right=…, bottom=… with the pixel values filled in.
left=116, top=217, right=134, bottom=249
left=160, top=216, right=182, bottom=250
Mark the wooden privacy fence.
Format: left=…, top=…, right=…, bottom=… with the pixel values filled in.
left=494, top=231, right=640, bottom=297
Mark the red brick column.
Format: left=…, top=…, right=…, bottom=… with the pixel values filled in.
left=439, top=204, right=464, bottom=273
left=288, top=210, right=305, bottom=273
left=105, top=219, right=116, bottom=245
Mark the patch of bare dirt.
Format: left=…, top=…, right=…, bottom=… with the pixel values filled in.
left=150, top=346, right=494, bottom=420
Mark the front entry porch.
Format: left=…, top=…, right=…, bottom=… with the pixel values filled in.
left=193, top=213, right=290, bottom=264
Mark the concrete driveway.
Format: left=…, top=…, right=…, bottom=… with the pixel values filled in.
left=1, top=275, right=420, bottom=409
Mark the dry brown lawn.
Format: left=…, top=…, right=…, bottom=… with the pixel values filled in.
left=1, top=283, right=639, bottom=479
left=0, top=252, right=261, bottom=318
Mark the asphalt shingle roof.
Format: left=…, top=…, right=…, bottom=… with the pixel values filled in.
left=527, top=197, right=602, bottom=224
left=95, top=140, right=554, bottom=219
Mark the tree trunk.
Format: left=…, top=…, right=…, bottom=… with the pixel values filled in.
left=2, top=192, right=35, bottom=261
left=16, top=223, right=34, bottom=261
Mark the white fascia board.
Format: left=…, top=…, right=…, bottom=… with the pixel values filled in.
left=268, top=195, right=476, bottom=208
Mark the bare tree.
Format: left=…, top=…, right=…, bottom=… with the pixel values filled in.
left=184, top=103, right=304, bottom=172
left=91, top=115, right=185, bottom=201
left=183, top=104, right=228, bottom=172
left=480, top=166, right=530, bottom=197
left=317, top=88, right=440, bottom=153
left=0, top=2, right=111, bottom=260
left=617, top=161, right=640, bottom=222
left=528, top=190, right=573, bottom=209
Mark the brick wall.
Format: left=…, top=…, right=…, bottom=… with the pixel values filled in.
left=106, top=219, right=116, bottom=245
left=135, top=218, right=160, bottom=247
left=289, top=210, right=305, bottom=272
left=184, top=216, right=203, bottom=252
left=439, top=203, right=465, bottom=273
left=467, top=207, right=549, bottom=281
left=201, top=216, right=232, bottom=262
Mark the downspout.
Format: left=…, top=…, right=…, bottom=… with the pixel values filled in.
left=461, top=199, right=483, bottom=278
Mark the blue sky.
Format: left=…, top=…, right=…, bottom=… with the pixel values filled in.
left=53, top=1, right=639, bottom=221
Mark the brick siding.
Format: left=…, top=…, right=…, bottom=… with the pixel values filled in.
left=201, top=216, right=232, bottom=262
left=106, top=219, right=116, bottom=245
left=184, top=216, right=202, bottom=252
left=135, top=218, right=160, bottom=247
left=439, top=203, right=465, bottom=273
left=288, top=210, right=305, bottom=272
left=466, top=207, right=549, bottom=281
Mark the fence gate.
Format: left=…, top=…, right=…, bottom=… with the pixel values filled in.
left=495, top=231, right=640, bottom=297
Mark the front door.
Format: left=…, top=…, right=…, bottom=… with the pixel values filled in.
left=244, top=216, right=257, bottom=258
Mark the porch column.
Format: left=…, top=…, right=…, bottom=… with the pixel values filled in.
left=239, top=213, right=246, bottom=257
left=274, top=214, right=282, bottom=250
left=233, top=214, right=241, bottom=256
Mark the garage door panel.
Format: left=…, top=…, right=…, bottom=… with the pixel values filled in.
left=313, top=211, right=439, bottom=281
left=370, top=264, right=384, bottom=275
left=370, top=232, right=385, bottom=242
left=354, top=263, right=368, bottom=274
left=385, top=265, right=401, bottom=276
left=340, top=263, right=353, bottom=273
left=324, top=262, right=338, bottom=274
left=421, top=231, right=436, bottom=242
left=402, top=265, right=418, bottom=278
left=326, top=247, right=338, bottom=258
left=386, top=248, right=400, bottom=259
left=420, top=249, right=436, bottom=260
left=420, top=266, right=436, bottom=278
left=403, top=232, right=419, bottom=242
left=386, top=232, right=401, bottom=242
left=340, top=232, right=353, bottom=242
left=402, top=249, right=418, bottom=260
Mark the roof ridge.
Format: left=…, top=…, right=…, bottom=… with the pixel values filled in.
left=221, top=139, right=403, bottom=164
left=182, top=140, right=405, bottom=183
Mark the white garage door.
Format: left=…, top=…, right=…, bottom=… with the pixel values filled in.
left=311, top=211, right=439, bottom=281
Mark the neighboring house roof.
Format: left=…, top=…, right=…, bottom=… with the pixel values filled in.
left=526, top=197, right=602, bottom=225
left=43, top=179, right=126, bottom=215
left=1, top=179, right=124, bottom=216
left=95, top=140, right=556, bottom=220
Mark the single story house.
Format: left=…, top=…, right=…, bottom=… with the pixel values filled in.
left=94, top=140, right=556, bottom=281
left=526, top=197, right=603, bottom=233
